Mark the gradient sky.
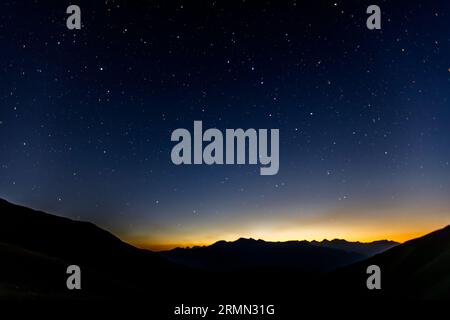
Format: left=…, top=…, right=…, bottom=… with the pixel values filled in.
left=1, top=1, right=449, bottom=250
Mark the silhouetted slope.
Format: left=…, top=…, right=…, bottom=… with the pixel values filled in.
left=0, top=198, right=184, bottom=299
left=335, top=225, right=450, bottom=299
left=160, top=237, right=393, bottom=272
left=2, top=198, right=448, bottom=301
left=0, top=199, right=160, bottom=264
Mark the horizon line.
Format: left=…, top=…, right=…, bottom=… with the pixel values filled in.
left=1, top=197, right=444, bottom=253
left=132, top=235, right=406, bottom=252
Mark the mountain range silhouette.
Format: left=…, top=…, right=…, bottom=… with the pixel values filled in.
left=161, top=237, right=397, bottom=272
left=1, top=198, right=449, bottom=301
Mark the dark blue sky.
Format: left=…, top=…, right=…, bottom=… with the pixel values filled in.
left=1, top=0, right=449, bottom=249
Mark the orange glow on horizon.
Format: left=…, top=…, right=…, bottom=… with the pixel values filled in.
left=130, top=226, right=443, bottom=252
left=123, top=202, right=450, bottom=251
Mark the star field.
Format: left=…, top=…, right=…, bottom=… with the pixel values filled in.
left=1, top=0, right=449, bottom=249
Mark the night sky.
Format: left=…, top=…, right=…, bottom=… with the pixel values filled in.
left=1, top=0, right=449, bottom=250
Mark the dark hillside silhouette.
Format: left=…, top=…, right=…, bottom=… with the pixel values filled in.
left=1, top=198, right=449, bottom=302
left=336, top=225, right=450, bottom=299
left=0, top=198, right=184, bottom=299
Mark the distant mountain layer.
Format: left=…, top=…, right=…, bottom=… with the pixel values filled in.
left=1, top=197, right=449, bottom=301
left=312, top=238, right=398, bottom=256
left=160, top=237, right=398, bottom=272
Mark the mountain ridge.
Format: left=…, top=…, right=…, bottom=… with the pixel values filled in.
left=161, top=236, right=398, bottom=272
left=1, top=197, right=449, bottom=300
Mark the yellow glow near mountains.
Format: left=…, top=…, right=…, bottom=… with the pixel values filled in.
left=124, top=201, right=450, bottom=251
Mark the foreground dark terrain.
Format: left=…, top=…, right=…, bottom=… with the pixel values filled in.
left=1, top=198, right=449, bottom=309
